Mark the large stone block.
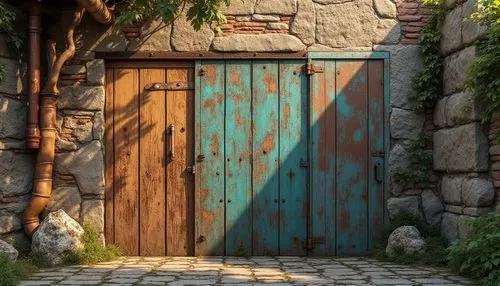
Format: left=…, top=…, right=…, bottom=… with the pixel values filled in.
left=254, top=0, right=298, bottom=15
left=290, top=0, right=315, bottom=46
left=374, top=0, right=397, bottom=18
left=440, top=5, right=463, bottom=55
left=433, top=123, right=488, bottom=172
left=390, top=108, right=425, bottom=139
left=45, top=186, right=81, bottom=221
left=171, top=16, right=214, bottom=51
left=0, top=57, right=25, bottom=95
left=462, top=178, right=495, bottom=207
left=315, top=0, right=377, bottom=48
left=443, top=46, right=476, bottom=96
left=55, top=141, right=105, bottom=196
left=220, top=0, right=256, bottom=15
left=421, top=190, right=444, bottom=226
left=0, top=97, right=26, bottom=139
left=0, top=151, right=35, bottom=197
left=374, top=45, right=423, bottom=109
left=212, top=34, right=306, bottom=52
left=441, top=175, right=464, bottom=205
left=0, top=214, right=22, bottom=234
left=441, top=212, right=459, bottom=243
left=387, top=196, right=421, bottom=219
left=434, top=92, right=478, bottom=128
left=86, top=59, right=105, bottom=86
left=93, top=111, right=104, bottom=140
left=58, top=86, right=105, bottom=111
left=127, top=18, right=172, bottom=52
left=461, top=0, right=487, bottom=45
left=388, top=143, right=411, bottom=196
left=81, top=200, right=104, bottom=233
left=433, top=96, right=448, bottom=128
left=372, top=19, right=401, bottom=45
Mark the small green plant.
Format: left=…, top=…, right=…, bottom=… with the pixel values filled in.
left=410, top=0, right=444, bottom=111
left=447, top=212, right=500, bottom=286
left=0, top=64, right=5, bottom=81
left=65, top=222, right=122, bottom=265
left=115, top=0, right=231, bottom=33
left=0, top=254, right=38, bottom=286
left=392, top=134, right=433, bottom=188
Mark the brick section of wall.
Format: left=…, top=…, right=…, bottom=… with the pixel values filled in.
left=398, top=0, right=430, bottom=44
left=489, top=119, right=500, bottom=202
left=221, top=15, right=291, bottom=36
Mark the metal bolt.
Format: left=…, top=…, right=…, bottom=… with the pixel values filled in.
left=153, top=83, right=160, bottom=89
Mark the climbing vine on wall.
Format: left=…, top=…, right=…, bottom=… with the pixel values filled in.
left=410, top=0, right=444, bottom=111
left=465, top=0, right=500, bottom=124
left=392, top=134, right=433, bottom=188
left=113, top=0, right=231, bottom=32
left=0, top=3, right=24, bottom=82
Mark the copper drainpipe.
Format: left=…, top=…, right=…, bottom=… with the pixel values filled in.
left=23, top=0, right=113, bottom=238
left=25, top=2, right=42, bottom=149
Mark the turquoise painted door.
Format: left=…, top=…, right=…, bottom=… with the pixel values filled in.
left=195, top=60, right=308, bottom=256
left=309, top=58, right=386, bottom=255
left=194, top=57, right=387, bottom=256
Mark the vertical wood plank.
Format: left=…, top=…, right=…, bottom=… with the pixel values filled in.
left=166, top=67, right=195, bottom=256
left=104, top=69, right=114, bottom=245
left=335, top=60, right=369, bottom=255
left=279, top=60, right=308, bottom=256
left=139, top=68, right=166, bottom=256
left=113, top=68, right=139, bottom=255
left=252, top=60, right=280, bottom=256
left=368, top=60, right=385, bottom=251
left=310, top=60, right=337, bottom=255
left=224, top=61, right=252, bottom=256
left=195, top=61, right=226, bottom=256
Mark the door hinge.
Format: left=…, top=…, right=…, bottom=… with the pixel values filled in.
left=303, top=237, right=325, bottom=250
left=305, top=63, right=324, bottom=75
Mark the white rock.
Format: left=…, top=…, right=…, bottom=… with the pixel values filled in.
left=374, top=0, right=397, bottom=18
left=386, top=226, right=426, bottom=257
left=0, top=239, right=18, bottom=261
left=32, top=210, right=84, bottom=265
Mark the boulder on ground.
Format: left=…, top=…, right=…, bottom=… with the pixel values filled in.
left=32, top=209, right=84, bottom=265
left=386, top=226, right=426, bottom=258
left=0, top=239, right=18, bottom=261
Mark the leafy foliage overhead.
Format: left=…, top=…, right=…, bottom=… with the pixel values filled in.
left=113, top=0, right=231, bottom=31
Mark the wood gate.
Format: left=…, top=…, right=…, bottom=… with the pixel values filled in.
left=104, top=53, right=389, bottom=257
left=104, top=61, right=195, bottom=256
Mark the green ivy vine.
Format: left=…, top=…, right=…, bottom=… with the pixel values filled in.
left=410, top=0, right=444, bottom=111
left=392, top=134, right=433, bottom=188
left=0, top=3, right=24, bottom=82
left=465, top=0, right=500, bottom=124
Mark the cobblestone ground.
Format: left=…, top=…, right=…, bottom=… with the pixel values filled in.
left=20, top=256, right=475, bottom=286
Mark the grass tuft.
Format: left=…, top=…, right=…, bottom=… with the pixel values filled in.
left=65, top=222, right=122, bottom=265
left=0, top=254, right=38, bottom=286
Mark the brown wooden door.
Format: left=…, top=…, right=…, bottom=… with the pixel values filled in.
left=105, top=61, right=194, bottom=256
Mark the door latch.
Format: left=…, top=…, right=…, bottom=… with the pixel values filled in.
left=186, top=165, right=196, bottom=174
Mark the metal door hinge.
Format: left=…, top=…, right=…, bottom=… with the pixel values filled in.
left=305, top=63, right=324, bottom=75
left=303, top=237, right=325, bottom=250
left=300, top=159, right=309, bottom=168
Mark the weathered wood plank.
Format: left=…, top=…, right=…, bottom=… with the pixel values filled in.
left=368, top=60, right=385, bottom=251
left=138, top=68, right=166, bottom=256
left=310, top=60, right=337, bottom=256
left=279, top=60, right=308, bottom=256
left=335, top=60, right=369, bottom=255
left=104, top=69, right=114, bottom=245
left=195, top=61, right=226, bottom=256
left=113, top=68, right=140, bottom=255
left=167, top=67, right=195, bottom=256
left=252, top=60, right=280, bottom=256
left=224, top=61, right=252, bottom=256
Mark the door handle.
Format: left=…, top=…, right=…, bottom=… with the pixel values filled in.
left=374, top=161, right=383, bottom=183
left=169, top=124, right=175, bottom=161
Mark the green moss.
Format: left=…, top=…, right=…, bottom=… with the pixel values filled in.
left=65, top=222, right=122, bottom=265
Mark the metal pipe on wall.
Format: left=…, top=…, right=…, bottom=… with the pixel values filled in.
left=25, top=2, right=42, bottom=149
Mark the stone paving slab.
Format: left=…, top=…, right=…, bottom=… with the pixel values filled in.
left=20, top=256, right=475, bottom=286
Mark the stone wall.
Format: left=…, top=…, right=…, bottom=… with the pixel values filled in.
left=433, top=0, right=496, bottom=243
left=0, top=0, right=429, bottom=246
left=0, top=24, right=34, bottom=245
